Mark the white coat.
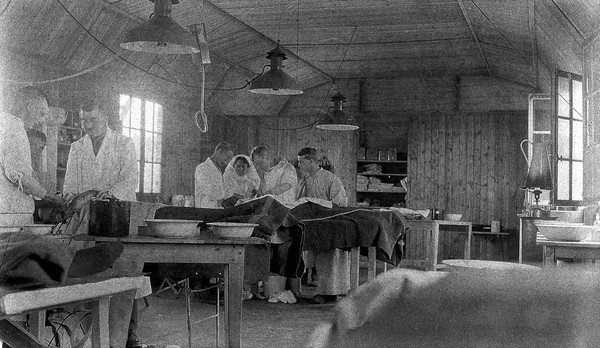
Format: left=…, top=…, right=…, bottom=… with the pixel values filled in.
left=263, top=159, right=298, bottom=205
left=194, top=157, right=226, bottom=208
left=63, top=128, right=138, bottom=201
left=0, top=111, right=35, bottom=223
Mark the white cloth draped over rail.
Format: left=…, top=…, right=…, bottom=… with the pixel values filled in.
left=63, top=128, right=137, bottom=201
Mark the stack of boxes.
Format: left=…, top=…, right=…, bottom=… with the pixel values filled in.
left=357, top=175, right=369, bottom=191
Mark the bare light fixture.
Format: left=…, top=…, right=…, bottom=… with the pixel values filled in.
left=121, top=0, right=199, bottom=55
left=316, top=92, right=359, bottom=131
left=249, top=45, right=303, bottom=95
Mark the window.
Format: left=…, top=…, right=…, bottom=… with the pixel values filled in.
left=119, top=94, right=163, bottom=194
left=555, top=71, right=583, bottom=203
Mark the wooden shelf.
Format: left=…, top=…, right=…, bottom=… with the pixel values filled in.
left=472, top=232, right=510, bottom=236
left=357, top=150, right=407, bottom=206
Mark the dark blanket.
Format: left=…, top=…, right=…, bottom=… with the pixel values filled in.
left=154, top=196, right=306, bottom=280
left=155, top=198, right=407, bottom=283
left=0, top=232, right=75, bottom=289
left=0, top=232, right=125, bottom=289
left=291, top=204, right=406, bottom=265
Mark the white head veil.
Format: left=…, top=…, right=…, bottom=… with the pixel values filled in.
left=223, top=154, right=260, bottom=198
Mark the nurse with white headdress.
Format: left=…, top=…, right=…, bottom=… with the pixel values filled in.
left=223, top=154, right=260, bottom=203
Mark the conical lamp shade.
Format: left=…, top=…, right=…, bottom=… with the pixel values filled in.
left=316, top=110, right=359, bottom=130
left=120, top=0, right=199, bottom=55
left=316, top=92, right=359, bottom=130
left=249, top=69, right=303, bottom=95
left=249, top=45, right=303, bottom=95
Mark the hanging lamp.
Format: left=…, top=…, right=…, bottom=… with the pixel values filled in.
left=249, top=45, right=303, bottom=95
left=316, top=92, right=359, bottom=131
left=120, top=0, right=199, bottom=55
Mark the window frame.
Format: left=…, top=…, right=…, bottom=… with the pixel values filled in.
left=554, top=70, right=583, bottom=205
left=119, top=94, right=163, bottom=197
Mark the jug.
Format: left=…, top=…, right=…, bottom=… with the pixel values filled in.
left=520, top=139, right=553, bottom=190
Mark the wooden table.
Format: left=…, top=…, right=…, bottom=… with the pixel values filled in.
left=0, top=276, right=150, bottom=348
left=354, top=219, right=473, bottom=280
left=399, top=220, right=472, bottom=271
left=76, top=235, right=267, bottom=348
left=537, top=236, right=600, bottom=267
left=437, top=220, right=472, bottom=260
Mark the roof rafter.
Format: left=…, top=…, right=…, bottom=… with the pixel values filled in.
left=457, top=0, right=492, bottom=76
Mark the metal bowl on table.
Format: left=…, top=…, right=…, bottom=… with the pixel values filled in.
left=0, top=226, right=22, bottom=234
left=535, top=223, right=594, bottom=242
left=207, top=222, right=258, bottom=239
left=444, top=213, right=463, bottom=221
left=21, top=224, right=55, bottom=235
left=145, top=219, right=202, bottom=238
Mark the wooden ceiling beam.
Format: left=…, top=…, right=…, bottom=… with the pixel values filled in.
left=457, top=0, right=492, bottom=76
left=528, top=0, right=538, bottom=89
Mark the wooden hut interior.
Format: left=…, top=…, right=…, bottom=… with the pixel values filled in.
left=3, top=0, right=600, bottom=347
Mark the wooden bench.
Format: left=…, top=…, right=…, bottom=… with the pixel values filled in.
left=0, top=276, right=150, bottom=348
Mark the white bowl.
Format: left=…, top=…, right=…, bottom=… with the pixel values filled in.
left=548, top=210, right=584, bottom=223
left=21, top=224, right=55, bottom=235
left=536, top=223, right=594, bottom=241
left=444, top=213, right=463, bottom=221
left=442, top=259, right=541, bottom=271
left=207, top=222, right=258, bottom=239
left=145, top=219, right=201, bottom=238
left=0, top=226, right=23, bottom=234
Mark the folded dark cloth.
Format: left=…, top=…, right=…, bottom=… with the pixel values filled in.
left=291, top=203, right=406, bottom=265
left=0, top=232, right=125, bottom=289
left=67, top=242, right=124, bottom=278
left=0, top=232, right=75, bottom=289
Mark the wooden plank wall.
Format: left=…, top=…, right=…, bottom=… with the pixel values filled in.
left=406, top=111, right=528, bottom=231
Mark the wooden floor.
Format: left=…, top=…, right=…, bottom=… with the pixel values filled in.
left=136, top=283, right=333, bottom=348
left=135, top=260, right=396, bottom=348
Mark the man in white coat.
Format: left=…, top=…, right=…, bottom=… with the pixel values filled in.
left=63, top=100, right=137, bottom=201
left=296, top=147, right=349, bottom=304
left=251, top=145, right=297, bottom=205
left=0, top=86, right=63, bottom=226
left=62, top=98, right=140, bottom=348
left=195, top=141, right=235, bottom=208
